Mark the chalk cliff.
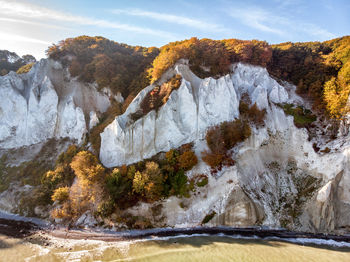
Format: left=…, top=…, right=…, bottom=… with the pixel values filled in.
left=100, top=62, right=350, bottom=233
left=1, top=59, right=350, bottom=234
left=0, top=59, right=110, bottom=148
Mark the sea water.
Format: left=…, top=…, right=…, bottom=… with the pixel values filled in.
left=1, top=234, right=350, bottom=262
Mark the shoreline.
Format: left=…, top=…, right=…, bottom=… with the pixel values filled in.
left=1, top=216, right=350, bottom=248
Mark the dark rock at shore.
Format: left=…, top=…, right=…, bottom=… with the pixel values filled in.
left=0, top=218, right=38, bottom=238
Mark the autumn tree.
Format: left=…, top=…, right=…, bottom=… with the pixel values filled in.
left=51, top=151, right=106, bottom=220
left=178, top=150, right=198, bottom=171
left=51, top=186, right=69, bottom=203
left=70, top=151, right=105, bottom=185
left=202, top=119, right=251, bottom=169
left=132, top=171, right=147, bottom=196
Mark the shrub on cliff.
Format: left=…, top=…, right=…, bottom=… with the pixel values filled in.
left=281, top=103, right=317, bottom=128
left=16, top=63, right=34, bottom=74
left=51, top=186, right=69, bottom=203
left=202, top=119, right=251, bottom=169
left=131, top=74, right=182, bottom=122
left=201, top=151, right=225, bottom=168
left=106, top=168, right=133, bottom=205
left=178, top=150, right=198, bottom=171
left=239, top=102, right=266, bottom=126
left=134, top=162, right=165, bottom=202
left=206, top=119, right=251, bottom=154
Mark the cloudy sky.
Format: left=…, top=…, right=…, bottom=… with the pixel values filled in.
left=0, top=0, right=349, bottom=59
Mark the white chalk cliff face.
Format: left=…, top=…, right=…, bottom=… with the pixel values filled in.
left=0, top=59, right=110, bottom=149
left=100, top=62, right=350, bottom=233
left=100, top=62, right=290, bottom=167
left=1, top=57, right=349, bottom=234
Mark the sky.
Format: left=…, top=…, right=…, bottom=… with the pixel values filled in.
left=0, top=0, right=349, bottom=59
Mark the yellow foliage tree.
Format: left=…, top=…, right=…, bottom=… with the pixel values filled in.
left=51, top=186, right=69, bottom=203
left=51, top=151, right=106, bottom=220
left=70, top=151, right=105, bottom=185
left=178, top=151, right=198, bottom=171
left=16, top=63, right=34, bottom=74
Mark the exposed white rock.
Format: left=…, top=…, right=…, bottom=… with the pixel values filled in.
left=2, top=56, right=350, bottom=234
left=100, top=63, right=289, bottom=167
left=102, top=62, right=350, bottom=233
left=75, top=211, right=97, bottom=227
left=89, top=111, right=99, bottom=129
left=114, top=92, right=124, bottom=103
left=0, top=58, right=110, bottom=148
left=317, top=181, right=332, bottom=203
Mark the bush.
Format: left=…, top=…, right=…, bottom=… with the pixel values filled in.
left=51, top=202, right=72, bottom=220
left=168, top=169, right=189, bottom=197
left=106, top=168, right=132, bottom=203
left=221, top=120, right=251, bottom=150
left=195, top=175, right=209, bottom=187
left=132, top=162, right=165, bottom=202
left=51, top=187, right=69, bottom=203
left=132, top=171, right=147, bottom=196
left=143, top=162, right=164, bottom=201
left=48, top=150, right=107, bottom=221
left=239, top=102, right=266, bottom=126
left=41, top=169, right=64, bottom=190
left=202, top=119, right=251, bottom=169
left=178, top=151, right=198, bottom=171
left=100, top=145, right=200, bottom=214
left=16, top=63, right=34, bottom=74
left=70, top=151, right=105, bottom=184
left=96, top=199, right=115, bottom=218
left=206, top=126, right=225, bottom=154
left=206, top=119, right=251, bottom=154
left=201, top=211, right=216, bottom=224
left=56, top=145, right=79, bottom=165
left=202, top=150, right=224, bottom=168
left=281, top=104, right=317, bottom=128
left=165, top=149, right=179, bottom=166
left=134, top=74, right=183, bottom=122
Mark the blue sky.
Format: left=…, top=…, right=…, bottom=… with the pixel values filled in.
left=0, top=0, right=348, bottom=59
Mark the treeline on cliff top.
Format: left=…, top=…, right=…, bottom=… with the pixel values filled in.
left=46, top=35, right=350, bottom=118
left=0, top=50, right=36, bottom=76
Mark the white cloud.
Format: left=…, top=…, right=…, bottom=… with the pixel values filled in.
left=0, top=17, right=69, bottom=30
left=228, top=7, right=286, bottom=35
left=228, top=6, right=335, bottom=40
left=0, top=32, right=50, bottom=45
left=0, top=1, right=177, bottom=39
left=111, top=8, right=228, bottom=33
left=300, top=23, right=335, bottom=39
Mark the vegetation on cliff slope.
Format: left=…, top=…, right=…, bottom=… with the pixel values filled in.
left=149, top=36, right=350, bottom=118
left=202, top=101, right=266, bottom=171
left=149, top=37, right=272, bottom=81
left=44, top=143, right=201, bottom=223
left=0, top=50, right=36, bottom=76
left=16, top=63, right=34, bottom=74
left=270, top=36, right=350, bottom=118
left=47, top=35, right=349, bottom=119
left=46, top=36, right=159, bottom=100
